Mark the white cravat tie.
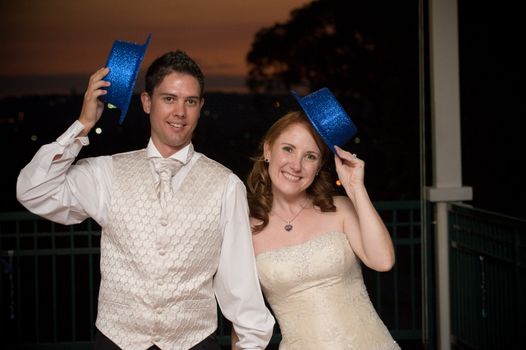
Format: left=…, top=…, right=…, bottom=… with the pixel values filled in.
left=152, top=158, right=184, bottom=224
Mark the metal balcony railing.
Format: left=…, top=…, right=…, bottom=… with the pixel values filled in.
left=449, top=203, right=526, bottom=350
left=1, top=201, right=424, bottom=349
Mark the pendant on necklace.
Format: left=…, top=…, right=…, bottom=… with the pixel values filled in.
left=276, top=200, right=309, bottom=232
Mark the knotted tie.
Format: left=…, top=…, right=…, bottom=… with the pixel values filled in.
left=152, top=157, right=184, bottom=224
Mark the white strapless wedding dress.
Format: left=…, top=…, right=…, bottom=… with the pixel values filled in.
left=256, top=232, right=400, bottom=350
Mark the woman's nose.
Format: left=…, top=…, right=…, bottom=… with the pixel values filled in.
left=289, top=155, right=302, bottom=171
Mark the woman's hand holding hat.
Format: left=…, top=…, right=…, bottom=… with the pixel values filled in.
left=334, top=145, right=365, bottom=193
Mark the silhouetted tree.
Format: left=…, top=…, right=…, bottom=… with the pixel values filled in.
left=247, top=0, right=380, bottom=94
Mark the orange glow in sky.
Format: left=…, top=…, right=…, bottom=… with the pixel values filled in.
left=0, top=0, right=311, bottom=94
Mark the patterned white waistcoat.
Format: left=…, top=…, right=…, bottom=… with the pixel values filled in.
left=96, top=149, right=231, bottom=350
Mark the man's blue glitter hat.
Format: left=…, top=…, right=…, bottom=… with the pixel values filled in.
left=102, top=34, right=151, bottom=124
left=291, top=87, right=358, bottom=154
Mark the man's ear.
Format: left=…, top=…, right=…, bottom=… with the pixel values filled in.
left=197, top=97, right=205, bottom=119
left=140, top=92, right=151, bottom=114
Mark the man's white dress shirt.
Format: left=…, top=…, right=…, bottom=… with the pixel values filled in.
left=16, top=120, right=274, bottom=349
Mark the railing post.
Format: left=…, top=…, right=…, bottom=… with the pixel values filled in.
left=426, top=0, right=473, bottom=348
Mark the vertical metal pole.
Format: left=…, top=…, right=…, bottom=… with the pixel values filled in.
left=435, top=202, right=450, bottom=349
left=417, top=0, right=429, bottom=346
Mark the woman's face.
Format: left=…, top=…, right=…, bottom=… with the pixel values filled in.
left=264, top=123, right=322, bottom=198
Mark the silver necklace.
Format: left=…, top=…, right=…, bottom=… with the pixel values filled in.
left=273, top=201, right=309, bottom=232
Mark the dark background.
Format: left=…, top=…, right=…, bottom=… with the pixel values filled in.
left=0, top=1, right=524, bottom=349
left=2, top=0, right=524, bottom=219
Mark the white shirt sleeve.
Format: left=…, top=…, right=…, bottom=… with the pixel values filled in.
left=17, top=122, right=275, bottom=347
left=214, top=174, right=275, bottom=349
left=16, top=120, right=112, bottom=227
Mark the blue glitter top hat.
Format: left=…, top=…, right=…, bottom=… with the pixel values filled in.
left=292, top=87, right=358, bottom=154
left=102, top=34, right=151, bottom=124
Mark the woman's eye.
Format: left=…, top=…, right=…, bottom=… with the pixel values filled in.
left=282, top=146, right=293, bottom=153
left=306, top=154, right=318, bottom=161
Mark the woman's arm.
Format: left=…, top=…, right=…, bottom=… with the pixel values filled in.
left=334, top=146, right=395, bottom=271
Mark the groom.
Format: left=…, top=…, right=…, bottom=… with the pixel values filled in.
left=16, top=48, right=275, bottom=349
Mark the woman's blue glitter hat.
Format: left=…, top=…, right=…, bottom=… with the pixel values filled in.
left=102, top=34, right=152, bottom=124
left=292, top=87, right=358, bottom=154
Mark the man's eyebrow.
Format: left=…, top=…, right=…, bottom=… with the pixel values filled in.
left=158, top=93, right=200, bottom=99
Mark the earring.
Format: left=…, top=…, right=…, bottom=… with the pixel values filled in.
left=264, top=158, right=269, bottom=163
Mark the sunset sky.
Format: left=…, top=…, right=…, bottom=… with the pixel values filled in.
left=0, top=0, right=311, bottom=95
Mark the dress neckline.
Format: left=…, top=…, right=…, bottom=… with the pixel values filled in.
left=255, top=231, right=346, bottom=259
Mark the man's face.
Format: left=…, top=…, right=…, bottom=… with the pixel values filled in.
left=141, top=71, right=204, bottom=157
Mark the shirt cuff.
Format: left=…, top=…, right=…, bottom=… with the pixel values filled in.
left=56, top=120, right=90, bottom=147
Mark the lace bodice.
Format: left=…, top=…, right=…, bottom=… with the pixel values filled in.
left=256, top=232, right=400, bottom=350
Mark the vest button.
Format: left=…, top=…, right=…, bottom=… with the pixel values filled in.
left=160, top=218, right=168, bottom=226
left=158, top=249, right=166, bottom=256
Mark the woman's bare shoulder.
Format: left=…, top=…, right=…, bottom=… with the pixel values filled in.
left=332, top=195, right=353, bottom=211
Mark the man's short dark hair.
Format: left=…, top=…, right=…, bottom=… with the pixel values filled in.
left=145, top=50, right=205, bottom=97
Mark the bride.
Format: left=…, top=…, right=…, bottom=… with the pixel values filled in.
left=232, top=107, right=400, bottom=350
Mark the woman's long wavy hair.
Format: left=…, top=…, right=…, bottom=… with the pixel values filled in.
left=247, top=111, right=337, bottom=234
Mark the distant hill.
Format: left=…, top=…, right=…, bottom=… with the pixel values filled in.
left=1, top=92, right=524, bottom=219
left=0, top=73, right=248, bottom=98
